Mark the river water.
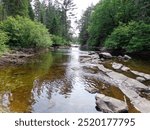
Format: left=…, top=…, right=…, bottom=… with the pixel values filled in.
left=0, top=47, right=149, bottom=112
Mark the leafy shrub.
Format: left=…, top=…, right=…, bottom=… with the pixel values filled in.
left=0, top=16, right=52, bottom=48
left=105, top=21, right=150, bottom=52
left=0, top=30, right=9, bottom=53
left=51, top=35, right=68, bottom=46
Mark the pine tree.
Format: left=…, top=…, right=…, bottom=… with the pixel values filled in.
left=28, top=0, right=34, bottom=20
left=3, top=0, right=29, bottom=17
left=33, top=0, right=41, bottom=21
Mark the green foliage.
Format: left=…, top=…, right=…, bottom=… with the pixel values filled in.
left=28, top=1, right=35, bottom=20
left=0, top=30, right=9, bottom=53
left=0, top=16, right=52, bottom=48
left=79, top=5, right=94, bottom=45
left=79, top=0, right=150, bottom=53
left=3, top=0, right=29, bottom=17
left=105, top=21, right=150, bottom=52
left=88, top=0, right=137, bottom=46
left=34, top=0, right=75, bottom=42
left=51, top=35, right=68, bottom=46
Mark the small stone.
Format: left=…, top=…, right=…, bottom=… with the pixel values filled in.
left=85, top=87, right=99, bottom=94
left=99, top=52, right=112, bottom=59
left=124, top=55, right=132, bottom=60
left=121, top=66, right=130, bottom=72
left=112, top=62, right=123, bottom=70
left=136, top=77, right=146, bottom=82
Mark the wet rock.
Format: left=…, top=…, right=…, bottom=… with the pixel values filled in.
left=136, top=77, right=146, bottom=82
left=91, top=59, right=101, bottom=64
left=121, top=66, right=130, bottom=72
left=131, top=70, right=150, bottom=80
left=88, top=51, right=96, bottom=55
left=112, top=62, right=123, bottom=70
left=100, top=58, right=105, bottom=61
left=124, top=55, right=132, bottom=60
left=117, top=55, right=131, bottom=61
left=80, top=57, right=92, bottom=63
left=91, top=54, right=99, bottom=60
left=0, top=50, right=34, bottom=66
left=118, top=55, right=123, bottom=60
left=97, top=65, right=150, bottom=112
left=98, top=64, right=113, bottom=73
left=85, top=87, right=99, bottom=94
left=144, top=74, right=150, bottom=80
left=99, top=52, right=112, bottom=59
left=138, top=88, right=150, bottom=93
left=95, top=94, right=128, bottom=113
left=102, top=85, right=107, bottom=90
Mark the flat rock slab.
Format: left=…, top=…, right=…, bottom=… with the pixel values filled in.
left=131, top=70, right=150, bottom=80
left=121, top=66, right=130, bottom=72
left=96, top=65, right=150, bottom=112
left=96, top=94, right=128, bottom=113
left=112, top=62, right=123, bottom=70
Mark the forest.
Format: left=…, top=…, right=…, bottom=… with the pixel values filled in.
left=1, top=0, right=150, bottom=54
left=79, top=0, right=150, bottom=53
left=0, top=0, right=76, bottom=54
left=0, top=0, right=150, bottom=114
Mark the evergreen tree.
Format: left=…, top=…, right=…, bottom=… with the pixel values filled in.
left=33, top=0, right=41, bottom=21
left=79, top=5, right=94, bottom=46
left=28, top=0, right=34, bottom=20
left=3, top=0, right=29, bottom=17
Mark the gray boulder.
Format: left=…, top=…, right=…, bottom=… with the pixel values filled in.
left=97, top=65, right=150, bottom=112
left=124, top=55, right=132, bottom=60
left=112, top=62, right=123, bottom=70
left=118, top=55, right=131, bottom=61
left=121, top=66, right=130, bottom=72
left=95, top=94, right=128, bottom=113
left=136, top=77, right=146, bottom=82
left=131, top=70, right=150, bottom=80
left=99, top=52, right=112, bottom=59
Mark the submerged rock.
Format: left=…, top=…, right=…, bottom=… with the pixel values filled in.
left=95, top=94, right=128, bottom=113
left=85, top=87, right=99, bottom=94
left=97, top=64, right=150, bottom=112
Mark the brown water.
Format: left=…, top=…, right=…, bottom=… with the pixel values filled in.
left=0, top=47, right=149, bottom=113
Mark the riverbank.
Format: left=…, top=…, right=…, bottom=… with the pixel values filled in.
left=0, top=48, right=38, bottom=66
left=0, top=47, right=58, bottom=66
left=80, top=51, right=150, bottom=112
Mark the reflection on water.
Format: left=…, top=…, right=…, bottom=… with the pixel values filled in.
left=0, top=47, right=149, bottom=113
left=0, top=48, right=97, bottom=112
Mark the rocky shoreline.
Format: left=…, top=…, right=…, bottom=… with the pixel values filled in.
left=0, top=48, right=52, bottom=66
left=80, top=51, right=150, bottom=113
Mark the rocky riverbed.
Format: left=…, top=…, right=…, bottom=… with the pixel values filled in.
left=80, top=51, right=150, bottom=113
left=0, top=47, right=150, bottom=113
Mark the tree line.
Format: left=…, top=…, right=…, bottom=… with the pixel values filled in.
left=0, top=0, right=76, bottom=53
left=79, top=0, right=150, bottom=53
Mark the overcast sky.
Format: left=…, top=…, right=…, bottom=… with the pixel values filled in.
left=73, top=0, right=99, bottom=19
left=72, top=0, right=100, bottom=36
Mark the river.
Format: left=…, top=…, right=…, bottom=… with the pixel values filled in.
left=0, top=47, right=150, bottom=112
